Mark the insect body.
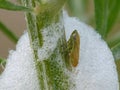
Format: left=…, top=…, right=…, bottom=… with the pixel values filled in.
left=66, top=30, right=80, bottom=71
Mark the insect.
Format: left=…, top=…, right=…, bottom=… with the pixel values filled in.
left=65, top=30, right=80, bottom=71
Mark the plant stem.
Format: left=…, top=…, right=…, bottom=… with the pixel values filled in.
left=20, top=0, right=74, bottom=90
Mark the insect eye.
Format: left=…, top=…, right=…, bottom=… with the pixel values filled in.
left=72, top=34, right=77, bottom=41
left=74, top=35, right=77, bottom=40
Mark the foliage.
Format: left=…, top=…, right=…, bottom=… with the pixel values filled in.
left=0, top=21, right=18, bottom=43
left=94, top=0, right=120, bottom=39
left=0, top=0, right=31, bottom=11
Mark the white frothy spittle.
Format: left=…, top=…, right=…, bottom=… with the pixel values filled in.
left=37, top=22, right=64, bottom=61
left=0, top=33, right=40, bottom=90
left=63, top=11, right=119, bottom=90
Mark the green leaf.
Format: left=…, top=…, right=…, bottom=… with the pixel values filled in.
left=111, top=41, right=120, bottom=61
left=107, top=0, right=120, bottom=34
left=0, top=57, right=6, bottom=70
left=0, top=0, right=31, bottom=11
left=115, top=60, right=120, bottom=83
left=0, top=57, right=3, bottom=64
left=94, top=0, right=120, bottom=39
left=0, top=21, right=18, bottom=43
left=107, top=32, right=120, bottom=60
left=0, top=57, right=5, bottom=64
left=107, top=32, right=120, bottom=48
left=0, top=57, right=6, bottom=74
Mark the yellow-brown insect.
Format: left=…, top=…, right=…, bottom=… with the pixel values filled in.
left=66, top=30, right=80, bottom=70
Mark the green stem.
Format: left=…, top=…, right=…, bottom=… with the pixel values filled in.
left=21, top=0, right=73, bottom=90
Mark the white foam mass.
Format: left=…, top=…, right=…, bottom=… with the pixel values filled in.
left=0, top=12, right=119, bottom=90
left=63, top=12, right=119, bottom=90
left=0, top=33, right=40, bottom=90
left=38, top=22, right=64, bottom=61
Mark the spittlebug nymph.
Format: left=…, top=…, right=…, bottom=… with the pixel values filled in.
left=66, top=30, right=80, bottom=70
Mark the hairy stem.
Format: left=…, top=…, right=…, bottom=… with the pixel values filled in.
left=20, top=0, right=74, bottom=90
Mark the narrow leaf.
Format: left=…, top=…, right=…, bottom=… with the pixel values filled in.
left=106, top=0, right=120, bottom=34
left=0, top=57, right=5, bottom=64
left=0, top=57, right=6, bottom=70
left=94, top=0, right=108, bottom=38
left=0, top=0, right=31, bottom=11
left=111, top=42, right=120, bottom=61
left=94, top=0, right=120, bottom=39
left=115, top=60, right=120, bottom=83
left=107, top=33, right=120, bottom=48
left=0, top=21, right=18, bottom=43
left=0, top=57, right=3, bottom=64
left=107, top=32, right=120, bottom=61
